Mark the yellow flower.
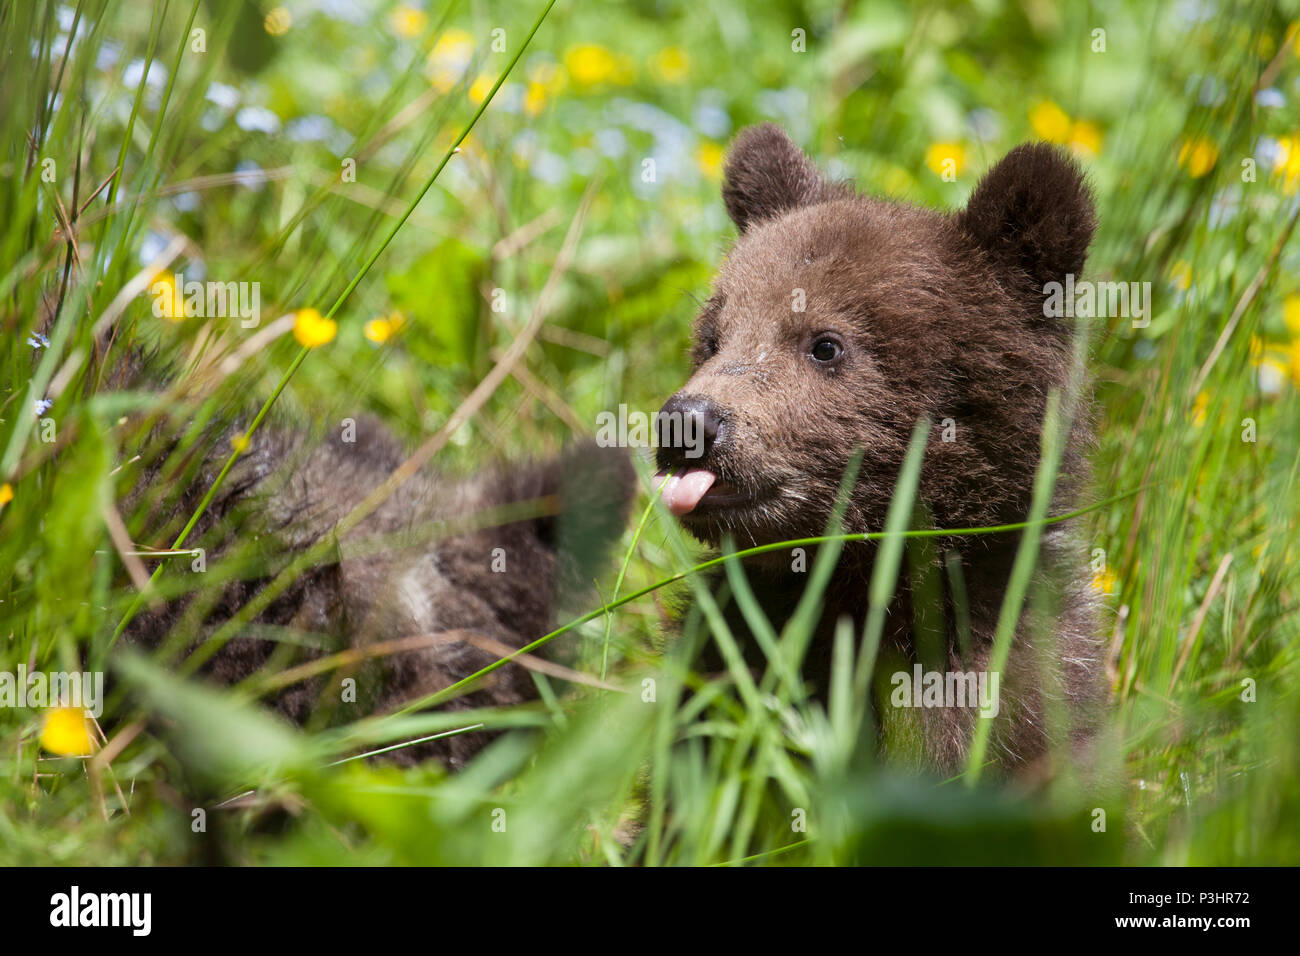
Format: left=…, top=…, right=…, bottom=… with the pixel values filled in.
left=1090, top=567, right=1117, bottom=596
left=1029, top=101, right=1071, bottom=143
left=1169, top=260, right=1193, bottom=291
left=391, top=4, right=427, bottom=39
left=1190, top=390, right=1209, bottom=427
left=468, top=73, right=494, bottom=105
left=230, top=434, right=250, bottom=454
left=1250, top=337, right=1292, bottom=395
left=1179, top=137, right=1219, bottom=178
left=41, top=707, right=95, bottom=756
left=0, top=482, right=12, bottom=508
left=1068, top=120, right=1102, bottom=158
left=524, top=82, right=547, bottom=115
left=1284, top=293, right=1300, bottom=340
left=924, top=142, right=965, bottom=179
left=649, top=46, right=689, bottom=84
left=1271, top=134, right=1300, bottom=194
left=431, top=27, right=473, bottom=60
left=293, top=308, right=337, bottom=348
left=264, top=6, right=291, bottom=36
left=427, top=28, right=474, bottom=92
left=364, top=311, right=406, bottom=344
left=522, top=62, right=564, bottom=116
left=150, top=273, right=185, bottom=322
left=564, top=44, right=618, bottom=87
left=695, top=142, right=724, bottom=180
left=1258, top=354, right=1290, bottom=394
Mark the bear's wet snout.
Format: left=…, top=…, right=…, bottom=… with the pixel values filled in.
left=656, top=393, right=726, bottom=470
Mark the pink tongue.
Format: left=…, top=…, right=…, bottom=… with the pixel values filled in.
left=658, top=469, right=717, bottom=516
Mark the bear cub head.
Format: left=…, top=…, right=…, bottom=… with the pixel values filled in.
left=656, top=123, right=1097, bottom=553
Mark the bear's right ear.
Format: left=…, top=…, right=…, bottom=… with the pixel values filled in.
left=956, top=143, right=1097, bottom=290
left=722, top=124, right=834, bottom=232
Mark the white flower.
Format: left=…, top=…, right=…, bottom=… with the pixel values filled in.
left=235, top=105, right=281, bottom=134
left=1254, top=88, right=1285, bottom=109
left=123, top=58, right=167, bottom=90
left=233, top=160, right=268, bottom=190
left=205, top=81, right=241, bottom=111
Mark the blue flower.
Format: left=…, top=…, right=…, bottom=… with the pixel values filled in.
left=233, top=160, right=268, bottom=190
left=205, top=81, right=241, bottom=111
left=1254, top=88, right=1285, bottom=109
left=235, top=105, right=281, bottom=135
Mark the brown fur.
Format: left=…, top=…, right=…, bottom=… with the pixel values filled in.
left=124, top=396, right=634, bottom=770
left=656, top=124, right=1108, bottom=777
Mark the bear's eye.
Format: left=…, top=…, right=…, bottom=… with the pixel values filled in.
left=809, top=335, right=844, bottom=365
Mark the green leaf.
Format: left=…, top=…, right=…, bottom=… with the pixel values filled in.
left=114, top=651, right=307, bottom=790
left=386, top=240, right=487, bottom=372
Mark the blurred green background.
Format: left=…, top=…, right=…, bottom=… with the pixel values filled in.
left=2, top=0, right=1299, bottom=865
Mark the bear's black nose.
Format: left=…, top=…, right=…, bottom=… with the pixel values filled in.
left=656, top=394, right=725, bottom=469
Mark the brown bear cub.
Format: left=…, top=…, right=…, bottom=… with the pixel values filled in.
left=655, top=123, right=1107, bottom=778
left=123, top=392, right=634, bottom=769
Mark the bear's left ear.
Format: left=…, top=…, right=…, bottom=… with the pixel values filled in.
left=722, top=124, right=837, bottom=232
left=956, top=143, right=1097, bottom=289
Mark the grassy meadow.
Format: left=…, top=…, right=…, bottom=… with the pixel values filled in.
left=1, top=0, right=1299, bottom=865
